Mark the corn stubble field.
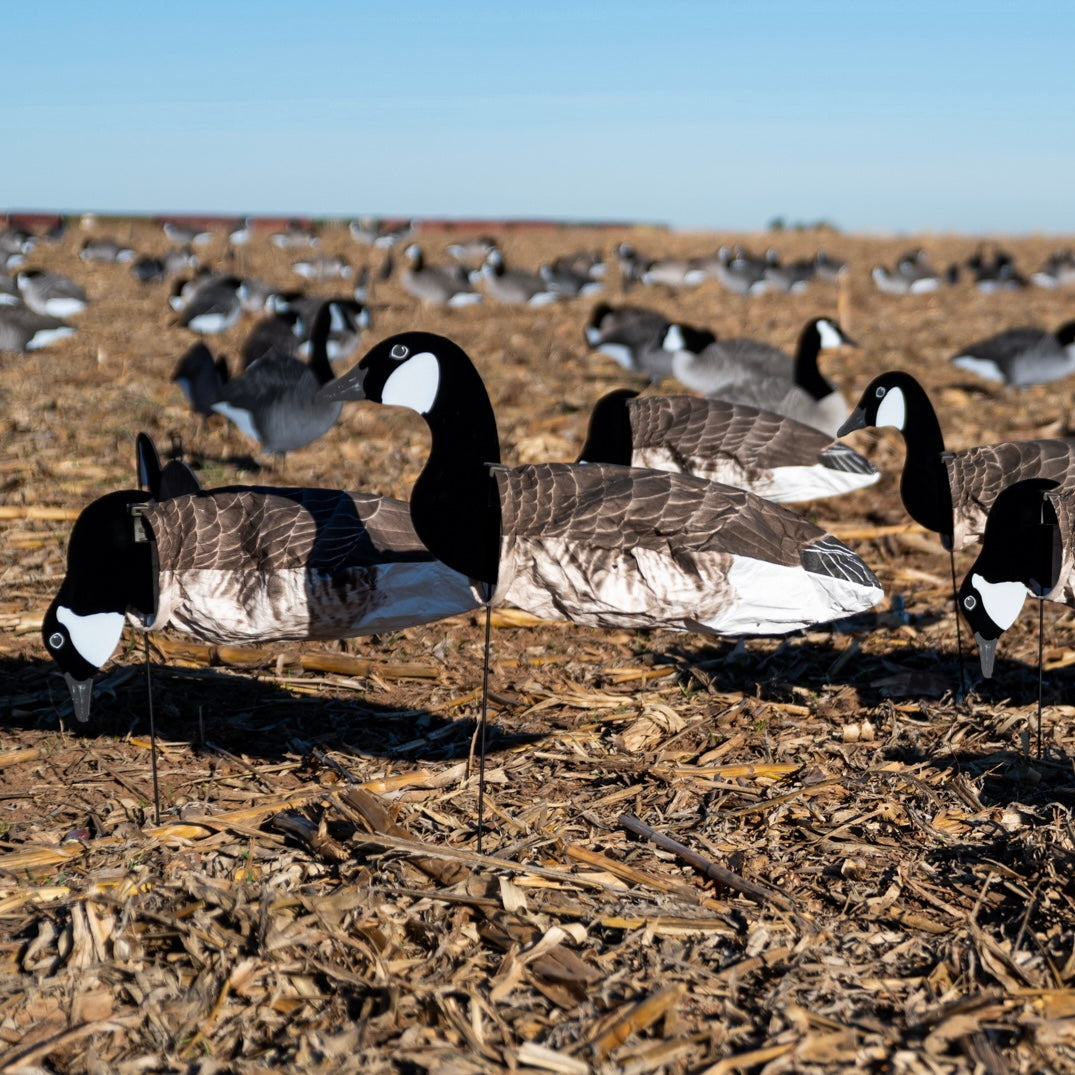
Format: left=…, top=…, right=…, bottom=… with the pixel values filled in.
left=0, top=219, right=1073, bottom=1074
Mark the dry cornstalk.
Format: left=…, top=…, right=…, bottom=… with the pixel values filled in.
left=619, top=814, right=797, bottom=911
left=0, top=505, right=81, bottom=521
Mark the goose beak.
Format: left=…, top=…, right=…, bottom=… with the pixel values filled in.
left=64, top=672, right=94, bottom=723
left=316, top=363, right=367, bottom=403
left=973, top=633, right=997, bottom=679
left=837, top=406, right=866, bottom=437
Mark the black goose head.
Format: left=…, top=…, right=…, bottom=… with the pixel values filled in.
left=958, top=478, right=1062, bottom=678
left=43, top=489, right=160, bottom=721
left=837, top=370, right=937, bottom=440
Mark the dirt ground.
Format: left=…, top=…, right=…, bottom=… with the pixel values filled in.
left=1, top=218, right=1073, bottom=1073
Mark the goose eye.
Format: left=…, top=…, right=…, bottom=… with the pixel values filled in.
left=390, top=344, right=409, bottom=361
left=48, top=632, right=64, bottom=649
left=875, top=386, right=887, bottom=399
left=963, top=595, right=977, bottom=611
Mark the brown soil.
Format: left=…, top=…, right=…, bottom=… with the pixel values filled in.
left=1, top=220, right=1073, bottom=1072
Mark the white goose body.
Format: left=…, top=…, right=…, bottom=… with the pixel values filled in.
left=318, top=333, right=883, bottom=636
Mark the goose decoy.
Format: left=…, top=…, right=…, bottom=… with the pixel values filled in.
left=15, top=269, right=89, bottom=317
left=291, top=254, right=353, bottom=281
left=79, top=236, right=135, bottom=263
left=401, top=243, right=483, bottom=307
left=577, top=389, right=880, bottom=503
left=318, top=332, right=883, bottom=635
left=956, top=478, right=1064, bottom=679
left=705, top=246, right=771, bottom=295
left=812, top=250, right=848, bottom=283
left=965, top=247, right=1027, bottom=292
left=538, top=257, right=604, bottom=299
left=172, top=300, right=342, bottom=456
left=269, top=220, right=319, bottom=249
left=162, top=220, right=214, bottom=246
left=671, top=317, right=856, bottom=436
left=638, top=255, right=708, bottom=289
left=228, top=217, right=252, bottom=246
left=297, top=297, right=370, bottom=362
left=583, top=303, right=715, bottom=381
left=871, top=250, right=943, bottom=295
left=42, top=436, right=482, bottom=722
left=176, top=274, right=247, bottom=334
left=265, top=295, right=370, bottom=362
left=479, top=249, right=560, bottom=306
left=444, top=235, right=498, bottom=266
left=1032, top=249, right=1075, bottom=289
left=949, top=320, right=1075, bottom=387
left=239, top=310, right=305, bottom=368
left=837, top=370, right=1075, bottom=551
left=173, top=341, right=231, bottom=419
left=0, top=305, right=75, bottom=353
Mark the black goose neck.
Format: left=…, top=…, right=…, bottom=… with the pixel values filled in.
left=307, top=305, right=336, bottom=386
left=890, top=380, right=952, bottom=538
left=408, top=353, right=504, bottom=586
left=794, top=322, right=835, bottom=400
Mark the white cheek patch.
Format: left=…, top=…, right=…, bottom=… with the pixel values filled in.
left=56, top=606, right=125, bottom=668
left=816, top=319, right=844, bottom=350
left=382, top=351, right=440, bottom=413
left=661, top=324, right=686, bottom=352
left=972, top=572, right=1029, bottom=631
left=875, top=386, right=906, bottom=430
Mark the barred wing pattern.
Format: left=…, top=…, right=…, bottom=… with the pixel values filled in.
left=491, top=462, right=881, bottom=635
left=945, top=440, right=1075, bottom=550
left=626, top=395, right=877, bottom=501
left=145, top=488, right=480, bottom=643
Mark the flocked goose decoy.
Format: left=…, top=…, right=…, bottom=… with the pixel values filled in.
left=870, top=249, right=944, bottom=295
left=956, top=477, right=1064, bottom=678
left=42, top=434, right=482, bottom=721
left=584, top=302, right=716, bottom=382
left=479, top=248, right=560, bottom=306
left=0, top=305, right=75, bottom=353
left=79, top=236, right=136, bottom=263
left=837, top=370, right=1075, bottom=551
left=172, top=300, right=342, bottom=456
left=317, top=332, right=883, bottom=635
left=949, top=320, right=1075, bottom=387
left=671, top=317, right=856, bottom=436
left=176, top=274, right=247, bottom=334
left=15, top=269, right=88, bottom=317
left=577, top=389, right=880, bottom=503
left=401, top=243, right=483, bottom=307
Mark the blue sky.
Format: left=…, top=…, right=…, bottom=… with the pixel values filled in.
left=10, top=2, right=1075, bottom=234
